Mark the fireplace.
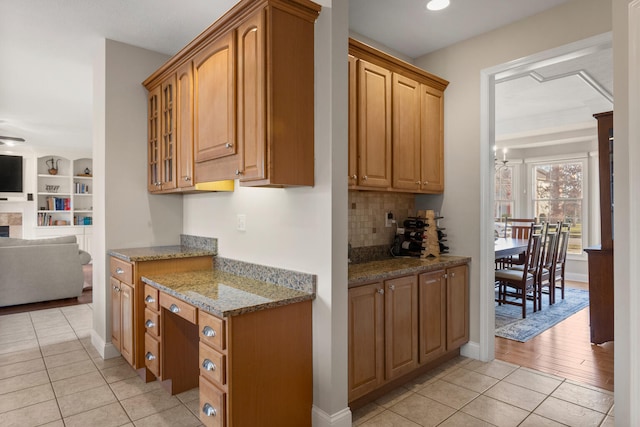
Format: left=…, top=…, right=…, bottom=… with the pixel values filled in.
left=0, top=213, right=22, bottom=238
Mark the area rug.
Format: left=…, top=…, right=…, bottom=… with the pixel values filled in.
left=495, top=287, right=590, bottom=342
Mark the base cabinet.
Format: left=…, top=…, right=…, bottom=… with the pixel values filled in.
left=348, top=263, right=468, bottom=403
left=110, top=260, right=134, bottom=366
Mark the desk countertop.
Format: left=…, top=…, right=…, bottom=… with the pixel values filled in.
left=108, top=245, right=216, bottom=262
left=142, top=269, right=314, bottom=318
left=348, top=255, right=471, bottom=288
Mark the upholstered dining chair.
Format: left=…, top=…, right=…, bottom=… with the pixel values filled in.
left=495, top=226, right=543, bottom=319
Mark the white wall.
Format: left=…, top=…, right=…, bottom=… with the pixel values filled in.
left=91, top=39, right=182, bottom=358
left=181, top=2, right=352, bottom=424
left=413, top=0, right=612, bottom=348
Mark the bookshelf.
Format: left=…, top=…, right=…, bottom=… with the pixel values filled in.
left=36, top=156, right=93, bottom=227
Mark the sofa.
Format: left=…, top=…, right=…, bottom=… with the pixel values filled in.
left=0, top=235, right=92, bottom=307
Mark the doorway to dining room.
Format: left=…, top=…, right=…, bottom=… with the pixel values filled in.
left=479, top=33, right=613, bottom=371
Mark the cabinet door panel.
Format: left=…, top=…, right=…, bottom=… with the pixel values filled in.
left=176, top=62, right=194, bottom=188
left=160, top=76, right=177, bottom=190
left=348, top=283, right=384, bottom=401
left=348, top=55, right=358, bottom=186
left=357, top=60, right=391, bottom=188
left=194, top=32, right=236, bottom=163
left=147, top=86, right=161, bottom=192
left=384, top=275, right=418, bottom=380
left=392, top=74, right=421, bottom=190
left=111, top=277, right=122, bottom=351
left=237, top=9, right=266, bottom=181
left=419, top=270, right=446, bottom=364
left=446, top=265, right=469, bottom=349
left=120, top=282, right=135, bottom=366
left=420, top=84, right=444, bottom=193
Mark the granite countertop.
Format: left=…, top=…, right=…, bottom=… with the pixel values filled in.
left=348, top=255, right=471, bottom=287
left=108, top=245, right=216, bottom=262
left=142, top=269, right=314, bottom=318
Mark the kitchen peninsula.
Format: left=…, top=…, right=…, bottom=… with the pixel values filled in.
left=108, top=237, right=315, bottom=426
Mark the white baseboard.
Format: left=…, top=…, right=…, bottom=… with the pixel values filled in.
left=312, top=405, right=352, bottom=427
left=566, top=272, right=588, bottom=283
left=460, top=341, right=480, bottom=360
left=91, top=330, right=121, bottom=360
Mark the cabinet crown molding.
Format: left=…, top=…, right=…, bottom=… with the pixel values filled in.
left=143, top=0, right=321, bottom=90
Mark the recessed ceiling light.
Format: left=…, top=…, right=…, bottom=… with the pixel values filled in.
left=426, top=0, right=450, bottom=11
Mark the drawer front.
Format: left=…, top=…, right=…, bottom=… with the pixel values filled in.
left=160, top=292, right=197, bottom=323
left=144, top=333, right=160, bottom=378
left=144, top=308, right=160, bottom=338
left=199, top=311, right=226, bottom=350
left=144, top=284, right=159, bottom=311
left=110, top=257, right=133, bottom=285
left=199, top=342, right=226, bottom=386
left=199, top=377, right=226, bottom=427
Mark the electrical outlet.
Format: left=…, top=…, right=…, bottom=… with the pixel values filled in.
left=385, top=212, right=394, bottom=228
left=237, top=214, right=246, bottom=231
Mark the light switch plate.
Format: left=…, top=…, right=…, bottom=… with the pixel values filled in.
left=237, top=214, right=246, bottom=231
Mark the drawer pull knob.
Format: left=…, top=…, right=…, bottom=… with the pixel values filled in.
left=145, top=320, right=155, bottom=328
left=202, top=326, right=217, bottom=338
left=202, top=403, right=217, bottom=417
left=169, top=304, right=180, bottom=313
left=115, top=267, right=124, bottom=274
left=202, top=359, right=216, bottom=371
left=144, top=295, right=155, bottom=304
left=145, top=352, right=156, bottom=361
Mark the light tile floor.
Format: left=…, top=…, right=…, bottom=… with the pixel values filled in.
left=353, top=357, right=615, bottom=427
left=0, top=304, right=615, bottom=427
left=0, top=304, right=203, bottom=427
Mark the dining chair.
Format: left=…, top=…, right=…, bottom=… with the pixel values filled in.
left=495, top=226, right=543, bottom=319
left=537, top=222, right=561, bottom=307
left=553, top=224, right=571, bottom=301
left=508, top=217, right=537, bottom=239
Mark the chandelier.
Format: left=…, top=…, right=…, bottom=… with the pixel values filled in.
left=494, top=146, right=509, bottom=171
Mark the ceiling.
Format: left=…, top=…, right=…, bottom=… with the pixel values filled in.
left=0, top=0, right=612, bottom=151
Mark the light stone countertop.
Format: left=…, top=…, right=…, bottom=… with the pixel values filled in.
left=107, top=245, right=216, bottom=262
left=348, top=255, right=471, bottom=288
left=142, top=269, right=314, bottom=318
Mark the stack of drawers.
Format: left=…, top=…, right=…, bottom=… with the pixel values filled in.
left=198, top=311, right=227, bottom=427
left=143, top=285, right=161, bottom=378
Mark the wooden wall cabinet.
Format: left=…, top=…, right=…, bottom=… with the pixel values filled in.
left=348, top=263, right=468, bottom=403
left=110, top=259, right=135, bottom=366
left=147, top=76, right=178, bottom=193
left=348, top=38, right=448, bottom=194
left=144, top=0, right=320, bottom=190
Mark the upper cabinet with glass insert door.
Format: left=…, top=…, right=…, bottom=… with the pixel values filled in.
left=143, top=0, right=321, bottom=192
left=348, top=38, right=448, bottom=194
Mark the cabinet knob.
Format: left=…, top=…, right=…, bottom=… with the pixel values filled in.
left=145, top=352, right=156, bottom=361
left=415, top=181, right=421, bottom=185
left=169, top=304, right=180, bottom=314
left=423, top=181, right=429, bottom=185
left=202, top=403, right=217, bottom=417
left=183, top=176, right=191, bottom=181
left=115, top=267, right=124, bottom=274
left=145, top=319, right=155, bottom=328
left=443, top=273, right=448, bottom=279
left=388, top=284, right=395, bottom=291
left=363, top=175, right=368, bottom=180
left=202, top=359, right=217, bottom=371
left=451, top=272, right=456, bottom=278
left=235, top=169, right=243, bottom=176
left=144, top=295, right=155, bottom=304
left=351, top=175, right=357, bottom=180
left=202, top=326, right=217, bottom=338
left=377, top=288, right=384, bottom=295
left=225, top=143, right=233, bottom=149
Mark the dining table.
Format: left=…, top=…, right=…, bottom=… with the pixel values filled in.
left=494, top=237, right=529, bottom=259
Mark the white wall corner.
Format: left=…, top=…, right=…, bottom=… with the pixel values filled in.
left=91, top=330, right=121, bottom=360
left=460, top=341, right=481, bottom=360
left=566, top=272, right=588, bottom=283
left=312, top=405, right=352, bottom=427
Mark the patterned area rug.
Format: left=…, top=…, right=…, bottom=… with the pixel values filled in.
left=495, top=287, right=590, bottom=342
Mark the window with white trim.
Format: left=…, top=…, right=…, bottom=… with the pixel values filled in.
left=494, top=165, right=514, bottom=220
left=531, top=160, right=586, bottom=254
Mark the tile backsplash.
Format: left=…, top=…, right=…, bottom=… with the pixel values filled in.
left=349, top=191, right=416, bottom=248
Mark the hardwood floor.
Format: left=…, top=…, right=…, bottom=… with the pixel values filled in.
left=495, top=281, right=614, bottom=391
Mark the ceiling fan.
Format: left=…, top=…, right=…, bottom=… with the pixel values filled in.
left=0, top=136, right=26, bottom=145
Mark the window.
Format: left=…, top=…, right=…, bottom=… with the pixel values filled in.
left=494, top=165, right=514, bottom=219
left=532, top=161, right=584, bottom=254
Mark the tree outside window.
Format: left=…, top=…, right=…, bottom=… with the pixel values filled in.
left=532, top=161, right=584, bottom=254
left=494, top=166, right=514, bottom=219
